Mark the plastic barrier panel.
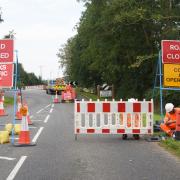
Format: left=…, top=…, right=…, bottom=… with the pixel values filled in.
left=74, top=99, right=153, bottom=135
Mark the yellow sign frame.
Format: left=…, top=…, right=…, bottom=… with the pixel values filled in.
left=163, top=64, right=180, bottom=87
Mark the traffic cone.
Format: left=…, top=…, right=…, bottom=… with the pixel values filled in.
left=0, top=99, right=7, bottom=116
left=14, top=106, right=36, bottom=146
left=25, top=105, right=33, bottom=125
left=16, top=93, right=22, bottom=120
left=53, top=91, right=59, bottom=103
left=1, top=92, right=4, bottom=102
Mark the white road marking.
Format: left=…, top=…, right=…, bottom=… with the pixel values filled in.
left=30, top=115, right=33, bottom=119
left=32, top=127, right=44, bottom=143
left=31, top=120, right=42, bottom=122
left=51, top=104, right=54, bottom=108
left=6, top=156, right=27, bottom=180
left=0, top=156, right=16, bottom=161
left=45, top=104, right=51, bottom=108
left=29, top=126, right=37, bottom=129
left=36, top=108, right=44, bottom=114
left=44, top=115, right=50, bottom=123
left=49, top=108, right=53, bottom=113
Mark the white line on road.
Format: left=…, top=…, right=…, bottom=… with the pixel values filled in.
left=30, top=115, right=33, bottom=119
left=32, top=127, right=44, bottom=143
left=45, top=104, right=51, bottom=108
left=0, top=156, right=16, bottom=161
left=29, top=126, right=37, bottom=129
left=31, top=120, right=42, bottom=122
left=44, top=114, right=50, bottom=123
left=51, top=104, right=54, bottom=108
left=36, top=108, right=44, bottom=114
left=6, top=156, right=27, bottom=180
left=49, top=108, right=53, bottom=113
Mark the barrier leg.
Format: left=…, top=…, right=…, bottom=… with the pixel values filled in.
left=75, top=134, right=77, bottom=140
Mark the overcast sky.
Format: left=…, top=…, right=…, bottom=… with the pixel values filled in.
left=0, top=0, right=84, bottom=80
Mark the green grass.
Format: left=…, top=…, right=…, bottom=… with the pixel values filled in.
left=4, top=97, right=14, bottom=107
left=76, top=88, right=106, bottom=101
left=160, top=139, right=180, bottom=158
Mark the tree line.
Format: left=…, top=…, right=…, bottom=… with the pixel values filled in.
left=16, top=63, right=43, bottom=88
left=57, top=0, right=180, bottom=105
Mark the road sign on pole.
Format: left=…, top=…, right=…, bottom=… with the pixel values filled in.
left=162, top=40, right=180, bottom=64
left=0, top=39, right=14, bottom=63
left=163, top=64, right=180, bottom=87
left=0, top=63, right=14, bottom=88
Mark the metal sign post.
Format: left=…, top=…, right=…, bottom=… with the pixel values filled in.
left=11, top=50, right=18, bottom=144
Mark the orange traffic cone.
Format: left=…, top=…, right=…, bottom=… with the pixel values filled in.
left=0, top=99, right=7, bottom=116
left=14, top=106, right=36, bottom=146
left=1, top=92, right=4, bottom=102
left=16, top=93, right=22, bottom=120
left=53, top=91, right=59, bottom=103
left=25, top=105, right=33, bottom=125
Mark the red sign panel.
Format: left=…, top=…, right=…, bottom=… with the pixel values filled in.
left=0, top=39, right=14, bottom=63
left=162, top=40, right=180, bottom=64
left=0, top=63, right=14, bottom=87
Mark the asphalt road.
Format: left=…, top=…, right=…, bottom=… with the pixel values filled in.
left=0, top=89, right=180, bottom=180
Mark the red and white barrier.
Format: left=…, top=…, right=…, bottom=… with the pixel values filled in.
left=74, top=99, right=153, bottom=135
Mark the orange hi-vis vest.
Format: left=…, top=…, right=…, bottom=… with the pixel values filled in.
left=164, top=108, right=179, bottom=124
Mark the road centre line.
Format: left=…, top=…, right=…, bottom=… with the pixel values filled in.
left=29, top=126, right=37, bottom=129
left=36, top=108, right=44, bottom=114
left=44, top=115, right=50, bottom=123
left=45, top=104, right=51, bottom=108
left=6, top=156, right=27, bottom=180
left=49, top=108, right=53, bottom=113
left=31, top=120, right=42, bottom=122
left=0, top=156, right=16, bottom=161
left=32, top=127, right=44, bottom=143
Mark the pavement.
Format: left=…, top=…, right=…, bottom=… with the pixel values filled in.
left=0, top=89, right=180, bottom=180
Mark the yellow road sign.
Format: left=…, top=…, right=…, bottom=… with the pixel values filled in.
left=163, top=64, right=180, bottom=87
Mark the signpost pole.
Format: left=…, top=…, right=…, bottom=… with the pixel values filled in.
left=11, top=50, right=18, bottom=144
left=158, top=51, right=164, bottom=119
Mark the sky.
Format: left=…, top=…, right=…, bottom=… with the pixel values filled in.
left=0, top=0, right=85, bottom=80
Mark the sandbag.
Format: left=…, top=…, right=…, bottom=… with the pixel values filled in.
left=4, top=123, right=13, bottom=134
left=0, top=131, right=10, bottom=144
left=14, top=124, right=21, bottom=135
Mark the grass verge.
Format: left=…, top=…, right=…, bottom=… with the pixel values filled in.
left=4, top=97, right=14, bottom=107
left=160, top=139, right=180, bottom=158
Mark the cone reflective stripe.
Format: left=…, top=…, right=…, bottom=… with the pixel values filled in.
left=53, top=91, right=59, bottom=103
left=0, top=99, right=6, bottom=116
left=1, top=94, right=4, bottom=102
left=25, top=105, right=33, bottom=125
left=16, top=101, right=22, bottom=120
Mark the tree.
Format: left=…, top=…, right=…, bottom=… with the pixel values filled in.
left=57, top=0, right=180, bottom=101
